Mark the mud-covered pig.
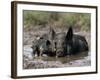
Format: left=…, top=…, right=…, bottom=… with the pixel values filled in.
left=31, top=35, right=56, bottom=57
left=31, top=27, right=88, bottom=57
left=55, top=27, right=88, bottom=57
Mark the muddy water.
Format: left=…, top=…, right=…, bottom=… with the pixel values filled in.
left=23, top=30, right=91, bottom=69
left=23, top=46, right=91, bottom=69
left=42, top=52, right=88, bottom=63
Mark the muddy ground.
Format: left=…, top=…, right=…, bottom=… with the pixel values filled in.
left=23, top=26, right=91, bottom=69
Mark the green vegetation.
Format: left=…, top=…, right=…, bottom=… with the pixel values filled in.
left=23, top=10, right=91, bottom=31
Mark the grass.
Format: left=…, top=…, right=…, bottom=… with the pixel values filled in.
left=23, top=10, right=91, bottom=31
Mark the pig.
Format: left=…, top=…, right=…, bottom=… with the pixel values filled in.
left=55, top=27, right=89, bottom=57
left=31, top=36, right=56, bottom=57
left=31, top=27, right=88, bottom=57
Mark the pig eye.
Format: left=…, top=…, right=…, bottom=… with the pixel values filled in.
left=55, top=42, right=57, bottom=46
left=46, top=40, right=51, bottom=46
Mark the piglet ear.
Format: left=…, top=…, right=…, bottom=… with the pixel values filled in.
left=66, top=26, right=73, bottom=40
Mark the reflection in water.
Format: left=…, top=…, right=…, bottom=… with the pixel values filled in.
left=58, top=51, right=88, bottom=63
left=35, top=51, right=89, bottom=64
left=23, top=46, right=91, bottom=69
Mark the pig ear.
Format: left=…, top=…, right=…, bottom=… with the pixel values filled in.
left=49, top=27, right=56, bottom=40
left=66, top=27, right=73, bottom=40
